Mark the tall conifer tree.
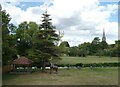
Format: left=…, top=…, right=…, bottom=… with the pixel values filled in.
left=29, top=9, right=61, bottom=71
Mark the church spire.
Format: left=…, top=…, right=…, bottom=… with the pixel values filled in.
left=102, top=28, right=106, bottom=42
left=44, top=4, right=48, bottom=14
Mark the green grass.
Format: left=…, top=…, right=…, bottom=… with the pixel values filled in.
left=2, top=56, right=119, bottom=85
left=57, top=56, right=118, bottom=64
left=3, top=67, right=118, bottom=85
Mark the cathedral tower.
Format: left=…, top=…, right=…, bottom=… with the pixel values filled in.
left=102, top=28, right=106, bottom=42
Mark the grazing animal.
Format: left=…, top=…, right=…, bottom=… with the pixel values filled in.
left=50, top=62, right=58, bottom=74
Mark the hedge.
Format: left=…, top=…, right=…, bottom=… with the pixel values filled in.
left=56, top=62, right=120, bottom=68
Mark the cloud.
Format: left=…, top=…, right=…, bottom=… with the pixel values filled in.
left=1, top=0, right=118, bottom=46
left=48, top=0, right=118, bottom=46
left=1, top=2, right=44, bottom=25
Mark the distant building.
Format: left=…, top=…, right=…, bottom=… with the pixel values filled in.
left=102, top=28, right=106, bottom=42
left=101, top=28, right=108, bottom=49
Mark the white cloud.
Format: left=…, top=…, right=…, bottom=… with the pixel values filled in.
left=1, top=0, right=118, bottom=46
left=1, top=2, right=44, bottom=25
left=48, top=0, right=118, bottom=46
left=1, top=2, right=23, bottom=25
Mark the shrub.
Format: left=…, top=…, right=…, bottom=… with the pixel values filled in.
left=57, top=62, right=120, bottom=68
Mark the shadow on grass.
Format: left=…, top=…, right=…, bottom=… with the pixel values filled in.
left=2, top=69, right=51, bottom=81
left=2, top=73, right=20, bottom=81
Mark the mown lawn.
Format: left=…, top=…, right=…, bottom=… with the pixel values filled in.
left=3, top=67, right=118, bottom=85
left=57, top=56, right=118, bottom=64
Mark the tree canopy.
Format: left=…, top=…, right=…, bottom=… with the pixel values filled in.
left=2, top=8, right=61, bottom=69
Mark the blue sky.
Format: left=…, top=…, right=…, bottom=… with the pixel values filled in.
left=1, top=0, right=119, bottom=46
left=99, top=2, right=118, bottom=22
left=15, top=2, right=43, bottom=11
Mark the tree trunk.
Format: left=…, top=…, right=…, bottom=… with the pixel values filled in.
left=42, top=59, right=46, bottom=72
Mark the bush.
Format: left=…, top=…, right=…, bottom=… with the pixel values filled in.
left=57, top=62, right=120, bottom=68
left=75, top=63, right=83, bottom=67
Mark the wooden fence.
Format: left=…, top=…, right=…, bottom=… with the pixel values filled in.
left=2, top=65, right=13, bottom=73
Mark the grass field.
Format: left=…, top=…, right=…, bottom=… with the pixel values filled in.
left=3, top=67, right=118, bottom=85
left=3, top=56, right=119, bottom=85
left=57, top=56, right=118, bottom=64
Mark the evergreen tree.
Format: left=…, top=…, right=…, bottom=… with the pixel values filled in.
left=28, top=11, right=61, bottom=71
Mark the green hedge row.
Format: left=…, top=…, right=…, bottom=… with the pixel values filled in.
left=56, top=62, right=120, bottom=67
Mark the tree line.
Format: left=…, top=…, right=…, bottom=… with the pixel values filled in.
left=59, top=38, right=120, bottom=57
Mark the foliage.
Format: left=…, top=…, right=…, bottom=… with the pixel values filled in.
left=68, top=37, right=119, bottom=57
left=100, top=41, right=108, bottom=50
left=59, top=41, right=70, bottom=47
left=2, top=8, right=17, bottom=65
left=56, top=62, right=120, bottom=67
left=89, top=37, right=101, bottom=55
left=16, top=21, right=38, bottom=55
left=27, top=12, right=61, bottom=71
left=78, top=42, right=91, bottom=57
left=2, top=8, right=61, bottom=67
left=68, top=46, right=79, bottom=56
left=59, top=41, right=70, bottom=56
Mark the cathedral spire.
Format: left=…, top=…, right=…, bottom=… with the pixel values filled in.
left=102, top=28, right=106, bottom=42
left=45, top=4, right=48, bottom=14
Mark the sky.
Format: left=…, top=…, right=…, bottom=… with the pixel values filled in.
left=0, top=0, right=119, bottom=46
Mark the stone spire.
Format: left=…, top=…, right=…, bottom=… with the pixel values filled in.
left=45, top=4, right=48, bottom=14
left=102, top=28, right=106, bottom=42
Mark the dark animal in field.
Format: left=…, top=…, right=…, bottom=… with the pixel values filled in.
left=50, top=62, right=58, bottom=74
